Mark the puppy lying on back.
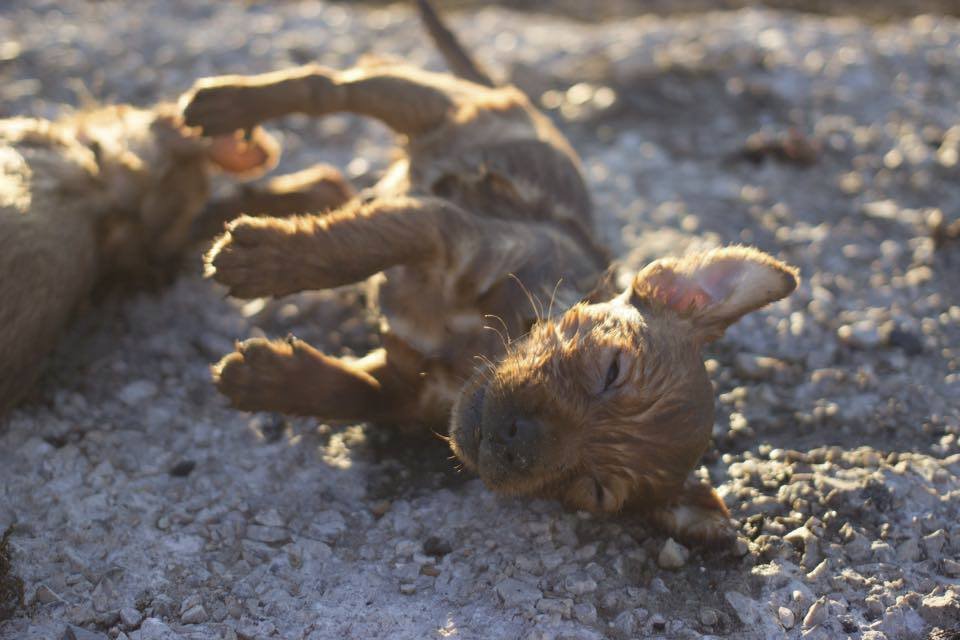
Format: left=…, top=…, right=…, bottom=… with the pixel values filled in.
left=182, top=0, right=798, bottom=545
left=0, top=104, right=280, bottom=419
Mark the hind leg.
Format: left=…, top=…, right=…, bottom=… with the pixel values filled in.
left=214, top=338, right=417, bottom=421
left=181, top=63, right=470, bottom=138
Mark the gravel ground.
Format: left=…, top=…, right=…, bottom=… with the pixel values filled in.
left=2, top=1, right=960, bottom=639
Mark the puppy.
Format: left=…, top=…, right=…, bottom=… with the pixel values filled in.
left=183, top=0, right=798, bottom=545
left=0, top=104, right=280, bottom=419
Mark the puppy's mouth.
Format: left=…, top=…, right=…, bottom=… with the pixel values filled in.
left=449, top=377, right=568, bottom=497
left=449, top=378, right=485, bottom=470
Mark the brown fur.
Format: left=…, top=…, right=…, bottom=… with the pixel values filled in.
left=184, top=3, right=798, bottom=546
left=0, top=104, right=279, bottom=418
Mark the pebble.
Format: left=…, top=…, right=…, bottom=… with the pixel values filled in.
left=922, top=529, right=946, bottom=562
left=62, top=626, right=109, bottom=640
left=778, top=606, right=795, bottom=629
left=117, top=380, right=158, bottom=406
left=699, top=608, right=718, bottom=626
left=573, top=602, right=597, bottom=625
left=34, top=584, right=65, bottom=605
left=919, top=589, right=960, bottom=627
left=657, top=538, right=689, bottom=569
left=119, top=607, right=142, bottom=629
left=180, top=604, right=208, bottom=624
left=563, top=574, right=598, bottom=596
left=941, top=558, right=960, bottom=577
left=803, top=597, right=828, bottom=629
left=494, top=578, right=542, bottom=608
left=837, top=321, right=881, bottom=349
left=137, top=618, right=179, bottom=640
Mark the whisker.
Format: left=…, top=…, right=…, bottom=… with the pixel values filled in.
left=547, top=277, right=564, bottom=320
left=509, top=273, right=544, bottom=324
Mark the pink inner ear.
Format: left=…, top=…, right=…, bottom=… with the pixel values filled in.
left=694, top=260, right=743, bottom=303
left=655, top=271, right=714, bottom=312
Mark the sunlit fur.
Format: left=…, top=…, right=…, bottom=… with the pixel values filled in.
left=453, top=292, right=714, bottom=512
left=184, top=2, right=799, bottom=546
left=0, top=104, right=278, bottom=418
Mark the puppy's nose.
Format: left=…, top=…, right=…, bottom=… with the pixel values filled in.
left=486, top=416, right=541, bottom=469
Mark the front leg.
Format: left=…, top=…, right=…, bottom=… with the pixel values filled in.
left=562, top=472, right=735, bottom=547
left=214, top=339, right=416, bottom=422
left=204, top=196, right=475, bottom=299
left=647, top=476, right=736, bottom=548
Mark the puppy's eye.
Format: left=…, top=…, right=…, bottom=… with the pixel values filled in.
left=603, top=352, right=621, bottom=391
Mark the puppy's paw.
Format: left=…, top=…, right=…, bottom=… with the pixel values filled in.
left=213, top=337, right=303, bottom=413
left=180, top=76, right=269, bottom=137
left=205, top=216, right=303, bottom=299
left=649, top=480, right=737, bottom=548
left=650, top=502, right=738, bottom=549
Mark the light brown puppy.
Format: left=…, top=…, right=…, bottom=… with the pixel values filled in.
left=0, top=104, right=279, bottom=418
left=184, top=1, right=798, bottom=545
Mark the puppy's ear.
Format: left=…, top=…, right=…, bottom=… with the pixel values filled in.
left=630, top=246, right=798, bottom=342
left=206, top=127, right=280, bottom=180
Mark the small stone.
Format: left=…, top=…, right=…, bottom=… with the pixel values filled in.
left=399, top=582, right=417, bottom=595
left=838, top=321, right=881, bottom=349
left=494, top=578, right=541, bottom=608
left=253, top=509, right=285, bottom=527
left=179, top=594, right=202, bottom=616
left=118, top=380, right=158, bottom=406
left=309, top=510, right=346, bottom=541
left=138, top=618, right=178, bottom=640
left=180, top=604, right=208, bottom=624
left=62, top=626, right=109, bottom=640
left=119, top=607, right=142, bottom=629
left=563, top=574, right=597, bottom=596
left=870, top=541, right=895, bottom=563
left=895, top=537, right=921, bottom=562
left=778, top=606, right=795, bottom=629
left=611, top=610, right=636, bottom=636
left=245, top=524, right=289, bottom=544
left=370, top=500, right=391, bottom=518
left=803, top=598, right=828, bottom=629
left=573, top=602, right=597, bottom=624
left=35, top=584, right=65, bottom=604
left=394, top=539, right=418, bottom=557
left=419, top=565, right=440, bottom=577
left=700, top=608, right=718, bottom=626
left=923, top=529, right=946, bottom=562
left=845, top=533, right=872, bottom=562
left=423, top=536, right=452, bottom=558
left=919, top=589, right=960, bottom=627
left=734, top=353, right=786, bottom=380
left=536, top=597, right=573, bottom=617
left=732, top=537, right=750, bottom=556
left=784, top=526, right=816, bottom=550
left=90, top=579, right=114, bottom=613
left=167, top=460, right=195, bottom=477
left=657, top=538, right=689, bottom=569
left=941, top=558, right=960, bottom=577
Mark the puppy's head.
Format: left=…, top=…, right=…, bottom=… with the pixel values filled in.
left=450, top=246, right=798, bottom=512
left=76, top=105, right=279, bottom=283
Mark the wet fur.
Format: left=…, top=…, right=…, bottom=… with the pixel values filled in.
left=186, top=2, right=798, bottom=546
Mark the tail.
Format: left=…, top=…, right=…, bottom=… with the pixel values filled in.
left=415, top=0, right=495, bottom=87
